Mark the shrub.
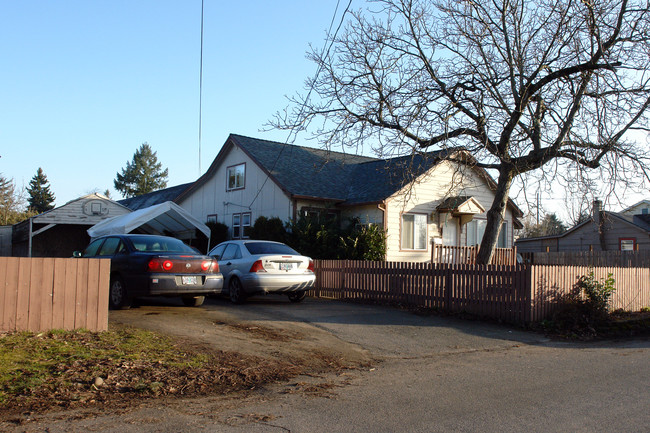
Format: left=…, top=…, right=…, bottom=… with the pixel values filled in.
left=249, top=216, right=287, bottom=243
left=547, top=271, right=616, bottom=337
left=206, top=221, right=229, bottom=246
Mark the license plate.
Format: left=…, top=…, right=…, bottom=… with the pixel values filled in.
left=279, top=263, right=293, bottom=271
left=182, top=276, right=198, bottom=285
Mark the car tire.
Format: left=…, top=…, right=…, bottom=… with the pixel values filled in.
left=182, top=296, right=205, bottom=307
left=109, top=276, right=131, bottom=310
left=288, top=291, right=307, bottom=303
left=229, top=277, right=246, bottom=304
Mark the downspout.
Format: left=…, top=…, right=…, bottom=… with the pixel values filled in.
left=378, top=202, right=387, bottom=259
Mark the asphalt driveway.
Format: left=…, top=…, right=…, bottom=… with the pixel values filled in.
left=8, top=297, right=650, bottom=432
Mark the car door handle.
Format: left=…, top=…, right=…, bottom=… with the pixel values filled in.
left=226, top=262, right=232, bottom=266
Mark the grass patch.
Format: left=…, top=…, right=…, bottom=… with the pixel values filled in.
left=0, top=323, right=301, bottom=419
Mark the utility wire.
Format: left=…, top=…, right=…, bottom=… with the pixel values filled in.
left=248, top=0, right=353, bottom=209
left=198, top=0, right=205, bottom=175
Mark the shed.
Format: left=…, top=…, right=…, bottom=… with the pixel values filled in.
left=11, top=193, right=131, bottom=257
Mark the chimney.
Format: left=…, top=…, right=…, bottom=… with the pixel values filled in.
left=592, top=199, right=602, bottom=223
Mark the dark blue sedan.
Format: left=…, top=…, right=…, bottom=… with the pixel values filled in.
left=77, top=234, right=223, bottom=309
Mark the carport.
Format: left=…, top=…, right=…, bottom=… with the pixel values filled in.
left=87, top=201, right=210, bottom=250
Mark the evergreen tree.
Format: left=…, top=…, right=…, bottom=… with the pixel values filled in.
left=114, top=142, right=168, bottom=198
left=522, top=213, right=567, bottom=238
left=27, top=167, right=56, bottom=214
left=0, top=174, right=17, bottom=224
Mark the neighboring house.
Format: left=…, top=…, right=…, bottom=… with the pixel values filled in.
left=0, top=226, right=11, bottom=256
left=516, top=200, right=650, bottom=253
left=146, top=134, right=522, bottom=262
left=620, top=199, right=650, bottom=216
left=12, top=193, right=131, bottom=257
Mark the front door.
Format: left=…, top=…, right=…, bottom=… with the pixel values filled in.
left=442, top=217, right=458, bottom=246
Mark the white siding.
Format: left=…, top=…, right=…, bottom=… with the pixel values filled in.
left=178, top=145, right=292, bottom=232
left=384, top=161, right=515, bottom=262
left=32, top=194, right=130, bottom=226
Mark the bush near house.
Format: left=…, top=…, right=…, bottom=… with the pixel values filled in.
left=248, top=216, right=387, bottom=261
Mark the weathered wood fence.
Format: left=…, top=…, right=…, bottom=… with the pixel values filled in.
left=312, top=260, right=650, bottom=324
left=431, top=245, right=517, bottom=265
left=0, top=257, right=111, bottom=333
left=526, top=250, right=650, bottom=267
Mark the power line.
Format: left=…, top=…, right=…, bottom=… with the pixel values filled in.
left=198, top=0, right=205, bottom=175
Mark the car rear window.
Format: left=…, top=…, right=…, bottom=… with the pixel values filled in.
left=244, top=242, right=299, bottom=255
left=131, top=237, right=195, bottom=253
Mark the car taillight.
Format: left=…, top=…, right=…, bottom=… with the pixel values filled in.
left=201, top=260, right=216, bottom=272
left=148, top=259, right=173, bottom=272
left=307, top=260, right=314, bottom=272
left=249, top=260, right=266, bottom=273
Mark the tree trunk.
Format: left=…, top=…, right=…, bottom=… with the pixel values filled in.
left=476, top=168, right=514, bottom=265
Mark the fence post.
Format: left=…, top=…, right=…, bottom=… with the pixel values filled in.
left=445, top=264, right=453, bottom=311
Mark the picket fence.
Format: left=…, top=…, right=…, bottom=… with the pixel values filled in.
left=311, top=260, right=650, bottom=324
left=431, top=245, right=518, bottom=265
left=0, top=257, right=111, bottom=333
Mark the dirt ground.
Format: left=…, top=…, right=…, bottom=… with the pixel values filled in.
left=109, top=299, right=374, bottom=368
left=1, top=298, right=374, bottom=427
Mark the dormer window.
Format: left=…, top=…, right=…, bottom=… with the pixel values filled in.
left=227, top=163, right=245, bottom=191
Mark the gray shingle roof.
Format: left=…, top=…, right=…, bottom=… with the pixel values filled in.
left=118, top=182, right=194, bottom=211
left=231, top=134, right=447, bottom=204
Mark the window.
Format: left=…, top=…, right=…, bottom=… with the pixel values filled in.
left=209, top=244, right=226, bottom=259
left=401, top=213, right=427, bottom=250
left=466, top=219, right=487, bottom=246
left=498, top=221, right=508, bottom=248
left=222, top=244, right=241, bottom=260
left=232, top=212, right=252, bottom=239
left=620, top=238, right=636, bottom=251
left=643, top=209, right=649, bottom=215
left=82, top=239, right=104, bottom=257
left=98, top=237, right=123, bottom=256
left=226, top=163, right=245, bottom=190
left=466, top=219, right=507, bottom=247
left=207, top=214, right=218, bottom=224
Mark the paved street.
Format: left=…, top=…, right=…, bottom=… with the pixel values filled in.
left=9, top=298, right=650, bottom=432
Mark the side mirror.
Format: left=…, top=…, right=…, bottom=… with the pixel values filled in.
left=73, top=251, right=82, bottom=258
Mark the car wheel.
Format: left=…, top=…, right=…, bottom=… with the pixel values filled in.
left=229, top=277, right=246, bottom=304
left=182, top=296, right=205, bottom=307
left=109, top=277, right=131, bottom=310
left=288, top=291, right=307, bottom=303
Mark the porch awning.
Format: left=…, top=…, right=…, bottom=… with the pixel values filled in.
left=437, top=196, right=485, bottom=216
left=87, top=201, right=209, bottom=240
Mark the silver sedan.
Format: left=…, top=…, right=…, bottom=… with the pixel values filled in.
left=208, top=240, right=316, bottom=303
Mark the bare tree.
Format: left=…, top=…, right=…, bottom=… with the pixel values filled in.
left=273, top=0, right=650, bottom=263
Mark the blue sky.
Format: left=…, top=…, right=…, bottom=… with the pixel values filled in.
left=1, top=1, right=644, bottom=222
left=1, top=1, right=345, bottom=205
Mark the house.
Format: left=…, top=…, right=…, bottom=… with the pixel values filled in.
left=11, top=193, right=131, bottom=257
left=516, top=200, right=650, bottom=253
left=621, top=199, right=650, bottom=216
left=140, top=134, right=522, bottom=262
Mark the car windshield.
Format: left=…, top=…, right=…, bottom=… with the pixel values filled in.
left=130, top=236, right=196, bottom=253
left=244, top=242, right=299, bottom=255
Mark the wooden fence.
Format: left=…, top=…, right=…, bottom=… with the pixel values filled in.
left=311, top=260, right=650, bottom=324
left=0, top=257, right=111, bottom=333
left=527, top=250, right=650, bottom=267
left=431, top=245, right=518, bottom=265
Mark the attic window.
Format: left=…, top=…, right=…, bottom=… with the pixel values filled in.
left=91, top=202, right=102, bottom=215
left=227, top=163, right=245, bottom=191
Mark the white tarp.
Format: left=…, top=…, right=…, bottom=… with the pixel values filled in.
left=87, top=201, right=209, bottom=240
